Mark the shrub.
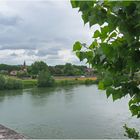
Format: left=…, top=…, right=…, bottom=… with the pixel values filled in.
left=0, top=75, right=23, bottom=90
left=17, top=71, right=29, bottom=78
left=0, top=75, right=6, bottom=90
left=31, top=75, right=37, bottom=79
left=5, top=78, right=23, bottom=90
left=13, top=79, right=23, bottom=89
left=5, top=78, right=14, bottom=89
left=85, top=79, right=94, bottom=85
left=60, top=80, right=69, bottom=86
left=38, top=70, right=55, bottom=87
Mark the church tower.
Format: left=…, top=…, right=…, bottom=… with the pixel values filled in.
left=23, top=61, right=26, bottom=68
left=22, top=61, right=27, bottom=72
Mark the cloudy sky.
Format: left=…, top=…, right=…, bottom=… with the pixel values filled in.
left=0, top=0, right=95, bottom=66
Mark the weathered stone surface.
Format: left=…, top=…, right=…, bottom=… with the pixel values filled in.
left=0, top=124, right=26, bottom=139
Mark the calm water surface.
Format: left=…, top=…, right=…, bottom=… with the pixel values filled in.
left=0, top=85, right=139, bottom=139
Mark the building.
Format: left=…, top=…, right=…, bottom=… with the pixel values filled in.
left=10, top=70, right=18, bottom=76
left=10, top=61, right=27, bottom=76
left=21, top=61, right=27, bottom=72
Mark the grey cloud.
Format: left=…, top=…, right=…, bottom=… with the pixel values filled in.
left=26, top=50, right=37, bottom=56
left=0, top=37, right=70, bottom=51
left=37, top=47, right=60, bottom=56
left=0, top=13, right=21, bottom=26
left=10, top=52, right=18, bottom=57
left=0, top=0, right=92, bottom=65
left=47, top=55, right=60, bottom=60
left=0, top=42, right=37, bottom=50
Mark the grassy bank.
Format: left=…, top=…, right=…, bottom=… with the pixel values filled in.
left=0, top=75, right=98, bottom=90
left=22, top=77, right=98, bottom=88
left=22, top=79, right=37, bottom=88
left=0, top=75, right=23, bottom=90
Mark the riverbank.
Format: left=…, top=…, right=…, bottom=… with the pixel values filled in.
left=0, top=75, right=98, bottom=90
left=22, top=76, right=98, bottom=88
left=0, top=124, right=26, bottom=139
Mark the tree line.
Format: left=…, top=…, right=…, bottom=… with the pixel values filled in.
left=0, top=62, right=94, bottom=77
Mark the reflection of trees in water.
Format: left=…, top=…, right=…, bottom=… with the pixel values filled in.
left=0, top=89, right=23, bottom=103
left=0, top=85, right=80, bottom=106
left=60, top=85, right=78, bottom=103
left=28, top=87, right=62, bottom=106
left=29, top=85, right=78, bottom=106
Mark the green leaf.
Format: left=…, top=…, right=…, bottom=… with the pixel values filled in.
left=98, top=81, right=105, bottom=90
left=73, top=41, right=82, bottom=51
left=106, top=87, right=113, bottom=98
left=100, top=26, right=109, bottom=41
left=130, top=105, right=139, bottom=116
left=112, top=89, right=123, bottom=101
left=101, top=43, right=112, bottom=55
left=109, top=32, right=117, bottom=38
left=104, top=77, right=113, bottom=87
left=82, top=12, right=89, bottom=24
left=101, top=26, right=109, bottom=34
left=76, top=51, right=85, bottom=61
left=86, top=51, right=93, bottom=59
left=93, top=30, right=101, bottom=38
left=71, top=1, right=79, bottom=8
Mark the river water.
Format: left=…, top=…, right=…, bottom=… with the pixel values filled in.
left=0, top=85, right=139, bottom=139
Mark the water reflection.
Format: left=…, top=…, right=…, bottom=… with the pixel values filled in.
left=25, top=86, right=77, bottom=106
left=0, top=85, right=140, bottom=139
left=0, top=89, right=23, bottom=103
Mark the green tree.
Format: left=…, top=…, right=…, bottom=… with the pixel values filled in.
left=63, top=63, right=75, bottom=76
left=30, top=61, right=49, bottom=75
left=0, top=64, right=20, bottom=73
left=38, top=70, right=55, bottom=87
left=71, top=0, right=140, bottom=117
left=71, top=1, right=140, bottom=137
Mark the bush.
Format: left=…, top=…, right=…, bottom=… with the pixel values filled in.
left=13, top=79, right=23, bottom=89
left=31, top=75, right=37, bottom=79
left=17, top=71, right=29, bottom=78
left=0, top=75, right=6, bottom=90
left=38, top=70, right=55, bottom=87
left=59, top=80, right=69, bottom=86
left=0, top=75, right=23, bottom=90
left=5, top=78, right=23, bottom=90
left=5, top=78, right=14, bottom=89
left=85, top=79, right=93, bottom=85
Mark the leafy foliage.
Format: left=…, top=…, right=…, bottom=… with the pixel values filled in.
left=0, top=75, right=6, bottom=90
left=38, top=70, right=55, bottom=87
left=123, top=124, right=140, bottom=139
left=0, top=64, right=21, bottom=72
left=17, top=71, right=29, bottom=78
left=30, top=61, right=49, bottom=75
left=49, top=63, right=90, bottom=76
left=5, top=78, right=23, bottom=90
left=0, top=75, right=23, bottom=90
left=71, top=1, right=140, bottom=117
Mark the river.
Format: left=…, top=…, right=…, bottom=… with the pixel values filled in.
left=0, top=85, right=139, bottom=139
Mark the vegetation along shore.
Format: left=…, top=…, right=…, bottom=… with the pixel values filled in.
left=0, top=61, right=98, bottom=90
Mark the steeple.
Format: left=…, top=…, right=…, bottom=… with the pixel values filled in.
left=23, top=61, right=26, bottom=67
